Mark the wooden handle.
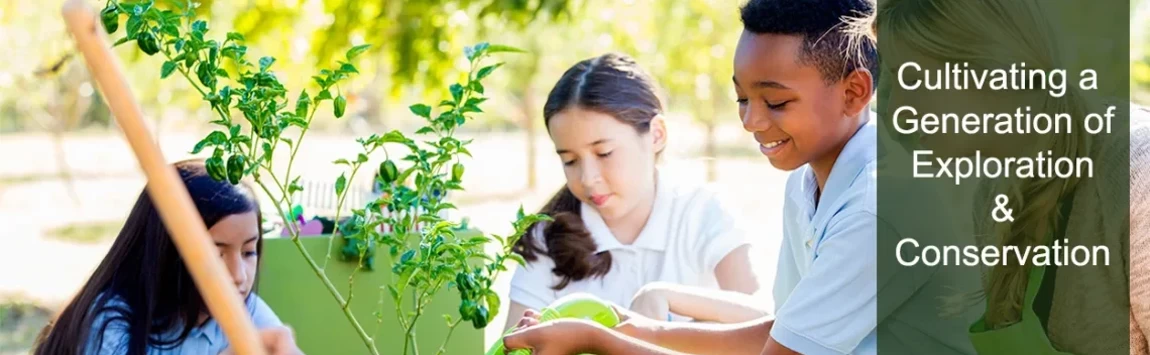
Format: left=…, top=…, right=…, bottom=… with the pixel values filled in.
left=60, top=2, right=266, bottom=354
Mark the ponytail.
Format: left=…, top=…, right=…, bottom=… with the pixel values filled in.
left=517, top=52, right=661, bottom=290
left=513, top=187, right=613, bottom=290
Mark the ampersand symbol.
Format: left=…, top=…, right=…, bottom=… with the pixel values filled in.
left=992, top=194, right=1014, bottom=223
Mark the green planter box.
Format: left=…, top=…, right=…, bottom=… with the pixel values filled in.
left=257, top=232, right=487, bottom=355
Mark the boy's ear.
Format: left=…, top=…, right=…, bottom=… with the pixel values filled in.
left=650, top=115, right=668, bottom=153
left=842, top=68, right=875, bottom=117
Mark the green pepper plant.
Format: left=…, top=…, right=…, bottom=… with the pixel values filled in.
left=98, top=1, right=548, bottom=354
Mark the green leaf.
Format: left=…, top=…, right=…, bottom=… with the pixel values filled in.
left=215, top=68, right=229, bottom=78
left=339, top=63, right=358, bottom=74
left=387, top=285, right=399, bottom=301
left=114, top=36, right=135, bottom=47
left=160, top=24, right=179, bottom=37
left=486, top=44, right=526, bottom=54
left=474, top=42, right=489, bottom=54
left=415, top=127, right=435, bottom=135
left=409, top=104, right=432, bottom=119
left=475, top=63, right=503, bottom=81
left=507, top=253, right=527, bottom=267
left=126, top=16, right=143, bottom=37
left=334, top=96, right=347, bottom=118
left=462, top=104, right=483, bottom=114
left=160, top=61, right=177, bottom=79
left=335, top=173, right=347, bottom=195
left=191, top=20, right=208, bottom=34
left=285, top=116, right=308, bottom=128
left=229, top=124, right=241, bottom=138
left=192, top=131, right=228, bottom=154
left=472, top=81, right=485, bottom=95
left=226, top=32, right=244, bottom=42
left=259, top=56, right=275, bottom=71
left=380, top=130, right=406, bottom=144
left=346, top=44, right=371, bottom=59
left=485, top=292, right=501, bottom=319
left=517, top=205, right=525, bottom=220
left=357, top=153, right=369, bottom=164
left=280, top=137, right=294, bottom=148
left=333, top=159, right=351, bottom=166
left=400, top=250, right=415, bottom=264
left=449, top=84, right=464, bottom=103
left=295, top=91, right=311, bottom=117
left=316, top=90, right=333, bottom=101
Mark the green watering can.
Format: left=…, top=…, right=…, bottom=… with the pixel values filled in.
left=487, top=293, right=621, bottom=355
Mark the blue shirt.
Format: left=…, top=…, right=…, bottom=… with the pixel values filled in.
left=772, top=121, right=878, bottom=354
left=84, top=293, right=282, bottom=354
left=771, top=120, right=980, bottom=355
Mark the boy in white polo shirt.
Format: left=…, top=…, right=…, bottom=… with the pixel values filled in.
left=501, top=0, right=896, bottom=354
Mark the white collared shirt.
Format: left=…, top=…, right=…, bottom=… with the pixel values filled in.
left=509, top=170, right=751, bottom=314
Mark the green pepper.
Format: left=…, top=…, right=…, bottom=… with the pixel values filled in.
left=100, top=6, right=119, bottom=34
left=451, top=162, right=464, bottom=182
left=379, top=160, right=398, bottom=185
left=206, top=156, right=227, bottom=182
left=458, top=299, right=476, bottom=320
left=226, top=155, right=245, bottom=184
left=471, top=305, right=489, bottom=328
left=136, top=31, right=160, bottom=56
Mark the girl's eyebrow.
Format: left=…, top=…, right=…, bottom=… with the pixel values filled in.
left=215, top=236, right=259, bottom=247
left=556, top=139, right=613, bottom=154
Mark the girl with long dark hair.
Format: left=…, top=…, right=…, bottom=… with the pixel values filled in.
left=33, top=159, right=287, bottom=354
left=504, top=53, right=762, bottom=329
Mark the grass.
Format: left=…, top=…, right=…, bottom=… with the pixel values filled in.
left=0, top=300, right=52, bottom=353
left=44, top=221, right=121, bottom=244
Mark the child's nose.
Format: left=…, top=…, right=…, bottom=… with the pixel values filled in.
left=227, top=256, right=247, bottom=289
left=741, top=107, right=772, bottom=132
left=580, top=162, right=603, bottom=186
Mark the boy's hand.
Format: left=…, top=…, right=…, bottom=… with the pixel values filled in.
left=220, top=326, right=303, bottom=355
left=504, top=317, right=607, bottom=355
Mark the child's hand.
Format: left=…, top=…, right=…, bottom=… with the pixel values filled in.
left=503, top=318, right=607, bottom=355
left=610, top=304, right=663, bottom=342
left=219, top=326, right=303, bottom=355
left=630, top=283, right=672, bottom=321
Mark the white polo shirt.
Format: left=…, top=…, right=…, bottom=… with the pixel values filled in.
left=509, top=170, right=751, bottom=314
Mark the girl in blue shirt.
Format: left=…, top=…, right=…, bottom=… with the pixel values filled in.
left=32, top=159, right=287, bottom=354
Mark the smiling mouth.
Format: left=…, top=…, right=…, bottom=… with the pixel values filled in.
left=761, top=139, right=789, bottom=148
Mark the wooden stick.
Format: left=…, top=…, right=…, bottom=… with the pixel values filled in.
left=60, top=1, right=266, bottom=354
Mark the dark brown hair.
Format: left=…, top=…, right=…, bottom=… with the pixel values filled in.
left=513, top=53, right=664, bottom=290
left=32, top=159, right=263, bottom=354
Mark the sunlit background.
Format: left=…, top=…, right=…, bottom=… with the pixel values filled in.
left=1, top=0, right=1146, bottom=352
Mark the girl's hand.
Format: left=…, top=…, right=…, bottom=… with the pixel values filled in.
left=629, top=283, right=672, bottom=321
left=503, top=318, right=607, bottom=355
left=220, top=326, right=303, bottom=355
left=611, top=304, right=664, bottom=342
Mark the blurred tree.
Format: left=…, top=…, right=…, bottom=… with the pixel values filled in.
left=594, top=0, right=740, bottom=181
left=231, top=0, right=580, bottom=99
